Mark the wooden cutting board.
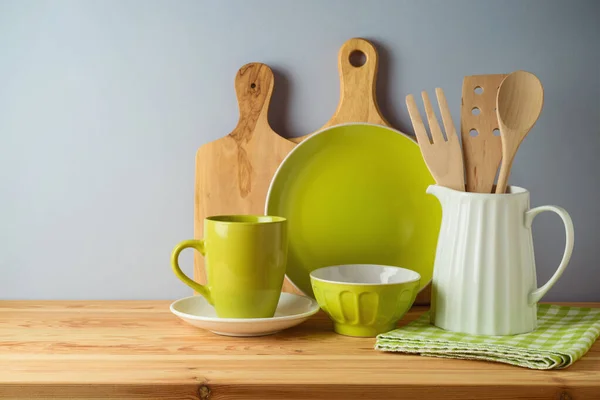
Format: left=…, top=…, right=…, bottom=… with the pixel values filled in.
left=195, top=38, right=431, bottom=304
left=290, top=37, right=390, bottom=143
left=290, top=37, right=430, bottom=304
left=193, top=62, right=299, bottom=293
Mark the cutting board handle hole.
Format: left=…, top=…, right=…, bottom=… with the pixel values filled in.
left=474, top=86, right=483, bottom=94
left=469, top=129, right=479, bottom=137
left=471, top=107, right=481, bottom=116
left=493, top=128, right=500, bottom=136
left=250, top=83, right=256, bottom=89
left=348, top=50, right=367, bottom=67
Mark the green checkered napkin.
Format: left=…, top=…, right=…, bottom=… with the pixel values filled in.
left=376, top=305, right=600, bottom=369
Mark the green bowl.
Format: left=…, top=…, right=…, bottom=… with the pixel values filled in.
left=310, top=264, right=420, bottom=337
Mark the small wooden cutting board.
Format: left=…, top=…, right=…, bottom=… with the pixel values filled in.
left=193, top=63, right=298, bottom=293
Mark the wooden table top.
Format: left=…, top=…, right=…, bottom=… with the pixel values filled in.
left=1, top=301, right=598, bottom=400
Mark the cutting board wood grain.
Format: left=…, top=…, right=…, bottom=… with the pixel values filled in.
left=194, top=62, right=299, bottom=293
left=291, top=37, right=391, bottom=143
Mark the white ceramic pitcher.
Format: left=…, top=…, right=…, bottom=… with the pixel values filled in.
left=427, top=185, right=574, bottom=335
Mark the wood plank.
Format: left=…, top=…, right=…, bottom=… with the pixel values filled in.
left=1, top=384, right=597, bottom=400
left=0, top=301, right=598, bottom=399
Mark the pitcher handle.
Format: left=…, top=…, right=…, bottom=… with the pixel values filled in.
left=526, top=206, right=574, bottom=305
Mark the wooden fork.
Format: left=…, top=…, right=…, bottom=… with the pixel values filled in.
left=406, top=88, right=465, bottom=192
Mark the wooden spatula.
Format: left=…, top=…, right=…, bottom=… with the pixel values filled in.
left=460, top=74, right=506, bottom=193
left=194, top=63, right=299, bottom=293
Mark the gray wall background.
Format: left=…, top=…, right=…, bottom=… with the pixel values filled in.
left=1, top=0, right=599, bottom=300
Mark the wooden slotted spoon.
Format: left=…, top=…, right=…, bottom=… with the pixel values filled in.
left=461, top=74, right=506, bottom=193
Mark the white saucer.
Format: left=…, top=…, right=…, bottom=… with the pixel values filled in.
left=170, top=292, right=320, bottom=337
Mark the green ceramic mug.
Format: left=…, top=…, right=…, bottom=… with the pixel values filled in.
left=171, top=215, right=288, bottom=318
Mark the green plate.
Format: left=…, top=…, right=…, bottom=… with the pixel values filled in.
left=266, top=124, right=442, bottom=298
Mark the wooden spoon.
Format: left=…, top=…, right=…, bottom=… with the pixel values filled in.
left=495, top=70, right=544, bottom=193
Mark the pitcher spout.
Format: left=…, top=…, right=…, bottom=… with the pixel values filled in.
left=426, top=184, right=454, bottom=203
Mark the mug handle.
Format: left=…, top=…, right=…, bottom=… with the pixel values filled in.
left=171, top=240, right=213, bottom=304
left=526, top=206, right=574, bottom=305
